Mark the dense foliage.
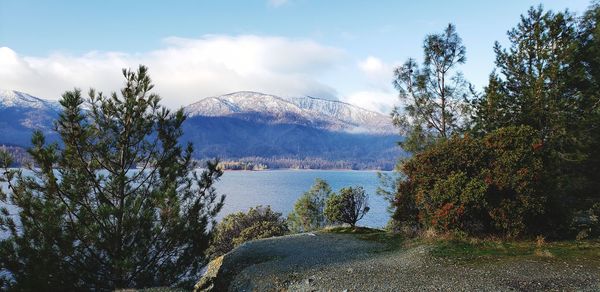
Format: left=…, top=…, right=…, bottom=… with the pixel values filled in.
left=0, top=66, right=225, bottom=290
left=207, top=205, right=288, bottom=258
left=288, top=179, right=333, bottom=232
left=391, top=3, right=600, bottom=239
left=394, top=126, right=547, bottom=237
left=324, top=186, right=370, bottom=227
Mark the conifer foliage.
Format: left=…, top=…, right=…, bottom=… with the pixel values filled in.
left=392, top=24, right=472, bottom=152
left=0, top=65, right=225, bottom=290
left=390, top=4, right=600, bottom=239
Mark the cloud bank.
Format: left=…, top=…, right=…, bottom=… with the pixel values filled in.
left=346, top=56, right=398, bottom=113
left=1, top=35, right=403, bottom=114
left=0, top=35, right=344, bottom=109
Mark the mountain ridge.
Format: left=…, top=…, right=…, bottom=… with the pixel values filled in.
left=0, top=89, right=61, bottom=146
left=0, top=89, right=61, bottom=110
left=185, top=91, right=395, bottom=135
left=0, top=89, right=401, bottom=169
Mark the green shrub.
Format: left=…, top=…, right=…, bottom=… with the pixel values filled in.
left=208, top=205, right=288, bottom=258
left=394, top=126, right=549, bottom=237
left=288, top=178, right=332, bottom=232
left=324, top=186, right=370, bottom=227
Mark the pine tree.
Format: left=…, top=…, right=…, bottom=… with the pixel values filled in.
left=473, top=6, right=579, bottom=149
left=573, top=2, right=600, bottom=209
left=0, top=65, right=225, bottom=290
left=392, top=24, right=472, bottom=152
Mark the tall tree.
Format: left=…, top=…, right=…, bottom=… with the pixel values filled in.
left=0, top=66, right=225, bottom=290
left=573, top=2, right=600, bottom=206
left=473, top=6, right=579, bottom=150
left=392, top=24, right=472, bottom=152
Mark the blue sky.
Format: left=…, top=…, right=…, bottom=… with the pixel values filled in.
left=0, top=0, right=593, bottom=112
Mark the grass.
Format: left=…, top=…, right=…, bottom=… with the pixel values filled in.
left=322, top=226, right=600, bottom=262
left=428, top=238, right=600, bottom=262
left=322, top=226, right=405, bottom=252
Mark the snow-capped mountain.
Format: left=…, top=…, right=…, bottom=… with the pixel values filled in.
left=185, top=91, right=395, bottom=135
left=0, top=89, right=402, bottom=169
left=182, top=91, right=401, bottom=169
left=0, top=90, right=60, bottom=146
left=0, top=89, right=60, bottom=110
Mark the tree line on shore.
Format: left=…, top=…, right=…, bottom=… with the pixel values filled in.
left=209, top=156, right=397, bottom=170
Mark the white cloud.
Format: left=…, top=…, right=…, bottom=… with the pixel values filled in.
left=344, top=90, right=397, bottom=114
left=0, top=35, right=344, bottom=108
left=345, top=56, right=399, bottom=113
left=358, top=56, right=384, bottom=75
left=0, top=38, right=408, bottom=114
left=357, top=55, right=395, bottom=84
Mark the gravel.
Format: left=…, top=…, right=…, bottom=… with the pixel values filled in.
left=202, top=232, right=600, bottom=291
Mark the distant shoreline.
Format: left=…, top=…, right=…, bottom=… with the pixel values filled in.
left=220, top=168, right=391, bottom=172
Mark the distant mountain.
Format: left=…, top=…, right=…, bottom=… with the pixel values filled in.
left=182, top=92, right=402, bottom=169
left=0, top=89, right=60, bottom=146
left=0, top=90, right=403, bottom=170
left=185, top=91, right=396, bottom=135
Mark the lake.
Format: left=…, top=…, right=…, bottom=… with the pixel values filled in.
left=0, top=169, right=392, bottom=233
left=216, top=170, right=391, bottom=228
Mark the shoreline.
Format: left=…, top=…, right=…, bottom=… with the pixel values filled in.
left=220, top=168, right=392, bottom=172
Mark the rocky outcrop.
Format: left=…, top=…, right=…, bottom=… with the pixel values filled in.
left=192, top=231, right=600, bottom=291
left=193, top=256, right=225, bottom=292
left=192, top=232, right=384, bottom=291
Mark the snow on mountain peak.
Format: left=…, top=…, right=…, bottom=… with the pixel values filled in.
left=0, top=89, right=60, bottom=110
left=0, top=90, right=62, bottom=139
left=185, top=91, right=396, bottom=135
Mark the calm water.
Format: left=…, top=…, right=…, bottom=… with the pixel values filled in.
left=216, top=170, right=391, bottom=228
left=0, top=170, right=392, bottom=232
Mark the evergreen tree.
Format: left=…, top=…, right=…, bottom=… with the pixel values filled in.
left=473, top=6, right=579, bottom=152
left=392, top=24, right=472, bottom=152
left=288, top=178, right=332, bottom=232
left=0, top=66, right=225, bottom=290
left=573, top=2, right=600, bottom=205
